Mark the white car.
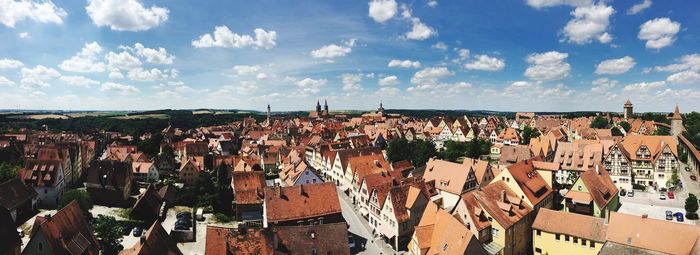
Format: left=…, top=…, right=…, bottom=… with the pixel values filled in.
left=659, top=193, right=667, bottom=200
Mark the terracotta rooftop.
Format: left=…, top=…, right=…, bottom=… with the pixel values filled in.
left=532, top=208, right=607, bottom=242
left=505, top=159, right=553, bottom=206
left=0, top=178, right=38, bottom=211
left=205, top=226, right=272, bottom=255
left=273, top=223, right=350, bottom=255
left=423, top=158, right=473, bottom=195
left=263, top=182, right=341, bottom=223
left=606, top=212, right=700, bottom=255
left=29, top=201, right=100, bottom=255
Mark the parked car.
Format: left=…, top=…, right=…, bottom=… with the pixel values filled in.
left=692, top=175, right=697, bottom=181
left=619, top=189, right=626, bottom=197
left=676, top=212, right=685, bottom=222
left=132, top=226, right=143, bottom=237
left=668, top=191, right=675, bottom=199
left=122, top=225, right=132, bottom=236
left=659, top=193, right=667, bottom=200
left=666, top=210, right=673, bottom=220
left=348, top=236, right=356, bottom=249
left=627, top=190, right=635, bottom=197
left=177, top=212, right=192, bottom=220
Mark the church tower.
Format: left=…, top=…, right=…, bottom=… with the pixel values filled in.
left=323, top=99, right=328, bottom=113
left=266, top=104, right=271, bottom=126
left=316, top=100, right=322, bottom=113
left=671, top=105, right=683, bottom=137
left=623, top=99, right=633, bottom=119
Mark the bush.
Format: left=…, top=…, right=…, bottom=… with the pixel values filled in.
left=213, top=212, right=232, bottom=223
left=58, top=189, right=93, bottom=215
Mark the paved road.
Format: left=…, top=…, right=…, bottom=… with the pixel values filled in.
left=337, top=188, right=399, bottom=255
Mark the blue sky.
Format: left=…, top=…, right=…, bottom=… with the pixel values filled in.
left=0, top=0, right=698, bottom=112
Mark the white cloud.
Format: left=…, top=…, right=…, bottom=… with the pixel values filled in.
left=627, top=0, right=652, bottom=15
left=340, top=74, right=363, bottom=94
left=192, top=26, right=277, bottom=49
left=256, top=73, right=268, bottom=80
left=106, top=51, right=142, bottom=70
left=595, top=56, right=636, bottom=75
left=667, top=70, right=700, bottom=84
left=19, top=32, right=28, bottom=38
left=0, top=76, right=14, bottom=86
left=60, top=75, right=99, bottom=87
left=432, top=42, right=447, bottom=50
left=127, top=68, right=167, bottom=81
left=0, top=0, right=66, bottom=28
left=311, top=40, right=356, bottom=60
left=591, top=77, right=618, bottom=93
left=131, top=43, right=174, bottom=64
left=294, top=78, right=326, bottom=96
left=388, top=59, right=421, bottom=68
left=59, top=41, right=106, bottom=73
left=0, top=58, right=24, bottom=69
left=502, top=81, right=574, bottom=98
left=85, top=0, right=168, bottom=31
left=638, top=17, right=681, bottom=50
left=524, top=51, right=571, bottom=81
left=655, top=54, right=700, bottom=72
left=100, top=82, right=140, bottom=95
left=465, top=55, right=506, bottom=71
left=20, top=65, right=60, bottom=89
left=407, top=81, right=473, bottom=96
left=562, top=4, right=615, bottom=44
left=622, top=81, right=665, bottom=92
left=401, top=4, right=437, bottom=40
left=368, top=0, right=397, bottom=23
left=456, top=48, right=470, bottom=61
left=378, top=75, right=400, bottom=86
left=108, top=68, right=124, bottom=79
left=237, top=80, right=258, bottom=94
left=525, top=0, right=592, bottom=9
left=411, top=67, right=454, bottom=84
left=427, top=0, right=438, bottom=7
left=375, top=87, right=400, bottom=96
left=233, top=65, right=261, bottom=75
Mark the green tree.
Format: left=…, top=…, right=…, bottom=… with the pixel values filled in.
left=92, top=215, right=123, bottom=255
left=137, top=133, right=164, bottom=158
left=441, top=141, right=468, bottom=162
left=58, top=189, right=93, bottom=215
left=0, top=162, right=20, bottom=183
left=590, top=116, right=608, bottom=129
left=611, top=127, right=624, bottom=137
left=619, top=121, right=631, bottom=132
left=386, top=139, right=438, bottom=167
left=520, top=125, right=541, bottom=145
left=686, top=194, right=699, bottom=218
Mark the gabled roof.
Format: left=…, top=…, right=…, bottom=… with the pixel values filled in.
left=205, top=226, right=272, bottom=255
left=0, top=178, right=38, bottom=211
left=462, top=158, right=491, bottom=184
left=29, top=201, right=100, bottom=255
left=499, top=145, right=533, bottom=164
left=533, top=208, right=607, bottom=242
left=473, top=181, right=532, bottom=229
left=273, top=223, right=351, bottom=255
left=21, top=159, right=63, bottom=187
left=414, top=202, right=484, bottom=255
left=423, top=158, right=472, bottom=195
left=119, top=221, right=182, bottom=255
left=232, top=171, right=266, bottom=205
left=85, top=160, right=131, bottom=191
left=606, top=212, right=700, bottom=255
left=505, top=160, right=553, bottom=206
left=263, top=182, right=341, bottom=222
left=620, top=135, right=678, bottom=162
left=579, top=164, right=618, bottom=209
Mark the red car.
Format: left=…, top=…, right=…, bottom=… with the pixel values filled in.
left=668, top=191, right=675, bottom=199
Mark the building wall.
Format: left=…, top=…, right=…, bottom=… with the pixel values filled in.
left=532, top=229, right=602, bottom=255
left=21, top=230, right=52, bottom=255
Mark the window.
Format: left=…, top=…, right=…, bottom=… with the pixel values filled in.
left=535, top=248, right=542, bottom=254
left=555, top=234, right=560, bottom=241
left=582, top=239, right=587, bottom=246
left=590, top=241, right=595, bottom=248
left=573, top=237, right=578, bottom=244
left=565, top=235, right=570, bottom=242
left=536, top=230, right=541, bottom=236
left=577, top=186, right=582, bottom=191
left=492, top=228, right=500, bottom=237
left=488, top=217, right=493, bottom=222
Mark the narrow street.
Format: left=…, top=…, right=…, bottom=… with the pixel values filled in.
left=337, top=188, right=399, bottom=255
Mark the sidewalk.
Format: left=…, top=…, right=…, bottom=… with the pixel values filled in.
left=337, top=188, right=405, bottom=255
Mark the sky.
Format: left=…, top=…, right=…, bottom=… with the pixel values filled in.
left=0, top=0, right=699, bottom=113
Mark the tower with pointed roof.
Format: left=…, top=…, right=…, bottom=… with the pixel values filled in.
left=267, top=104, right=271, bottom=126
left=623, top=99, right=633, bottom=119
left=323, top=99, right=328, bottom=114
left=316, top=100, right=322, bottom=113
left=671, top=105, right=683, bottom=137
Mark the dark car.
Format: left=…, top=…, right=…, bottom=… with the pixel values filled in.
left=676, top=212, right=685, bottom=222
left=665, top=210, right=673, bottom=220
left=122, top=225, right=132, bottom=236
left=619, top=189, right=626, bottom=196
left=132, top=226, right=143, bottom=237
left=177, top=212, right=192, bottom=220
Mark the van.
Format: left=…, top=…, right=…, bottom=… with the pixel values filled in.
left=196, top=208, right=204, bottom=221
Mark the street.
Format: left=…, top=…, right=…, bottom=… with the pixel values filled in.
left=337, top=188, right=400, bottom=255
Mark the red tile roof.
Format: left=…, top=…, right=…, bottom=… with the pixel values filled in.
left=29, top=201, right=100, bottom=255
left=263, top=182, right=341, bottom=223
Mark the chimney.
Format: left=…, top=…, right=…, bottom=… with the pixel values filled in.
left=299, top=185, right=306, bottom=196
left=595, top=164, right=600, bottom=175
left=501, top=190, right=507, bottom=203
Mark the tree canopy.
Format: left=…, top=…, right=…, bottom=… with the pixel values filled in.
left=590, top=116, right=608, bottom=129
left=619, top=121, right=631, bottom=132
left=386, top=139, right=438, bottom=167
left=687, top=193, right=699, bottom=215
left=92, top=215, right=123, bottom=255
left=0, top=162, right=20, bottom=183
left=58, top=189, right=93, bottom=215
left=611, top=127, right=623, bottom=137
left=520, top=125, right=541, bottom=145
